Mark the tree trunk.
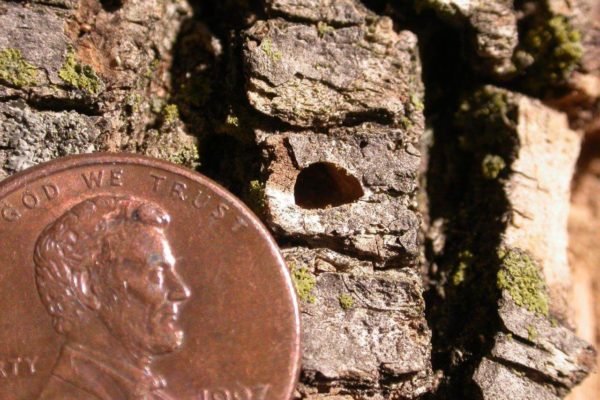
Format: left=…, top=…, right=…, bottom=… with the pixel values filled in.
left=0, top=0, right=598, bottom=399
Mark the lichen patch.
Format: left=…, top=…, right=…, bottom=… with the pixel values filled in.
left=0, top=48, right=38, bottom=88
left=497, top=249, right=549, bottom=317
left=59, top=49, right=103, bottom=94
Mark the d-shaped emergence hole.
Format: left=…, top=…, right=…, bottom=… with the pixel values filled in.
left=294, top=162, right=364, bottom=209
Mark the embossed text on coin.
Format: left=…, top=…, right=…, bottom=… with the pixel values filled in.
left=0, top=154, right=300, bottom=400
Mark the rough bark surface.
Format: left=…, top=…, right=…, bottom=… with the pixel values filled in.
left=0, top=0, right=599, bottom=399
left=0, top=0, right=199, bottom=180
left=243, top=4, right=434, bottom=397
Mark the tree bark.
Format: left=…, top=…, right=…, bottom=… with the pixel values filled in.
left=0, top=0, right=598, bottom=399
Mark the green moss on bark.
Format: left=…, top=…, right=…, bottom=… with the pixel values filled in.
left=290, top=265, right=316, bottom=303
left=246, top=180, right=266, bottom=216
left=338, top=293, right=355, bottom=310
left=142, top=129, right=200, bottom=168
left=520, top=15, right=582, bottom=92
left=455, top=86, right=519, bottom=161
left=458, top=87, right=510, bottom=122
left=497, top=249, right=549, bottom=316
left=162, top=104, right=180, bottom=125
left=167, top=142, right=199, bottom=166
left=481, top=155, right=506, bottom=179
left=0, top=48, right=38, bottom=87
left=451, top=250, right=474, bottom=286
left=526, top=324, right=538, bottom=341
left=125, top=92, right=143, bottom=114
left=317, top=22, right=335, bottom=38
left=59, top=50, right=102, bottom=94
left=260, top=38, right=282, bottom=62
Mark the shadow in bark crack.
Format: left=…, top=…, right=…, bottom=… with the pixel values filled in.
left=168, top=0, right=266, bottom=197
left=379, top=5, right=513, bottom=400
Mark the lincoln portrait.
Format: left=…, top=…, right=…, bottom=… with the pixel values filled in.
left=33, top=195, right=190, bottom=400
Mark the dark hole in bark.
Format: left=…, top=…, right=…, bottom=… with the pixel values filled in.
left=100, top=0, right=124, bottom=12
left=294, top=162, right=364, bottom=209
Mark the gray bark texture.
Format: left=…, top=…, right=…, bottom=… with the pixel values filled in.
left=1, top=0, right=599, bottom=399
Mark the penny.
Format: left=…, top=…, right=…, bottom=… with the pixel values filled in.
left=0, top=153, right=300, bottom=400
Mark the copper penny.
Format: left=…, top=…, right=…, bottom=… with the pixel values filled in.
left=0, top=153, right=300, bottom=400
